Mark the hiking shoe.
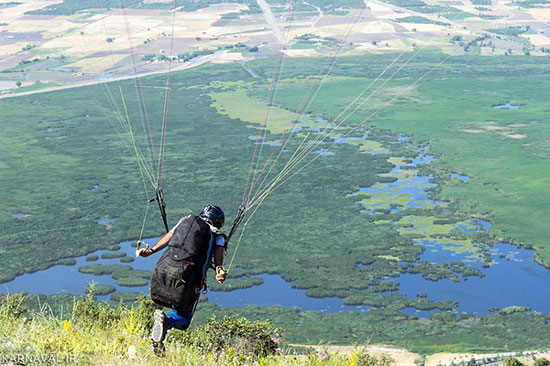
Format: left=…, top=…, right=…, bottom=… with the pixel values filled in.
left=151, top=309, right=166, bottom=343
left=151, top=309, right=167, bottom=356
left=151, top=309, right=167, bottom=357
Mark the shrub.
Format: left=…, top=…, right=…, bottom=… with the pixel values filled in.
left=72, top=290, right=121, bottom=327
left=0, top=292, right=28, bottom=320
left=132, top=295, right=161, bottom=332
left=504, top=357, right=525, bottom=366
left=354, top=348, right=394, bottom=366
left=168, top=315, right=281, bottom=358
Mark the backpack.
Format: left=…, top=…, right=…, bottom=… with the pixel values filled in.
left=149, top=215, right=214, bottom=311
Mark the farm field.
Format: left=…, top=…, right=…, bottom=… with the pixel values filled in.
left=2, top=0, right=550, bottom=95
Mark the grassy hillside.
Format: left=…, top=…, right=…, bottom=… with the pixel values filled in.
left=0, top=292, right=394, bottom=366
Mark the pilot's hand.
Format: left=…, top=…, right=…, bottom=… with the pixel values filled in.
left=216, top=266, right=228, bottom=283
left=136, top=240, right=152, bottom=258
left=137, top=248, right=154, bottom=258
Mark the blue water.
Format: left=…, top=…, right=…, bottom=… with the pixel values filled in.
left=355, top=151, right=438, bottom=211
left=292, top=126, right=320, bottom=133
left=2, top=229, right=550, bottom=315
left=333, top=136, right=366, bottom=144
left=397, top=136, right=409, bottom=143
left=208, top=274, right=371, bottom=313
left=493, top=102, right=519, bottom=110
left=91, top=184, right=99, bottom=192
left=254, top=141, right=281, bottom=147
left=450, top=173, right=470, bottom=182
left=410, top=153, right=436, bottom=166
left=313, top=150, right=335, bottom=156
left=0, top=238, right=158, bottom=301
left=3, top=143, right=548, bottom=316
left=97, top=217, right=119, bottom=226
left=458, top=224, right=477, bottom=233
left=474, top=219, right=491, bottom=234
left=418, top=240, right=477, bottom=265
left=0, top=236, right=371, bottom=313
left=397, top=243, right=550, bottom=314
left=12, top=213, right=31, bottom=219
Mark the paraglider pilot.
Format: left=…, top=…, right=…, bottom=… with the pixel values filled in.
left=137, top=205, right=228, bottom=356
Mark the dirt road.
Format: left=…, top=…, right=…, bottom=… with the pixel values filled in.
left=0, top=51, right=227, bottom=100
left=256, top=0, right=284, bottom=44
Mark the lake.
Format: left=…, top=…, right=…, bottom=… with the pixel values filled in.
left=397, top=241, right=550, bottom=314
left=11, top=213, right=31, bottom=219
left=3, top=232, right=549, bottom=316
left=450, top=173, right=470, bottom=182
left=0, top=237, right=370, bottom=313
left=3, top=139, right=550, bottom=317
left=492, top=102, right=519, bottom=110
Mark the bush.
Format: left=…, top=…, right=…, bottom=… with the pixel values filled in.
left=306, top=348, right=394, bottom=366
left=72, top=290, right=122, bottom=327
left=132, top=295, right=161, bottom=332
left=0, top=292, right=28, bottom=320
left=535, top=359, right=550, bottom=366
left=504, top=357, right=525, bottom=366
left=168, top=315, right=281, bottom=358
left=354, top=349, right=394, bottom=366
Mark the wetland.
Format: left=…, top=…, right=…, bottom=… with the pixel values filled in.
left=3, top=54, right=550, bottom=351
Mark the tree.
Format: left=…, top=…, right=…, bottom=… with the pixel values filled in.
left=106, top=38, right=113, bottom=43
left=15, top=81, right=21, bottom=88
left=503, top=357, right=525, bottom=366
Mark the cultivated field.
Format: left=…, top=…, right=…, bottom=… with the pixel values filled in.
left=1, top=0, right=549, bottom=94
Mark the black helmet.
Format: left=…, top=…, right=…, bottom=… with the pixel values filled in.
left=199, top=205, right=225, bottom=228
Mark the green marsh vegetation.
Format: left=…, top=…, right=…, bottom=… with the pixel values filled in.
left=2, top=53, right=550, bottom=351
